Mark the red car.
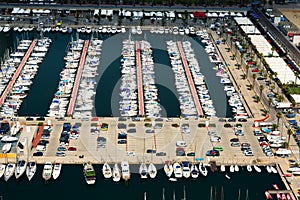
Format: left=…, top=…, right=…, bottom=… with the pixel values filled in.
left=68, top=147, right=77, bottom=151
left=252, top=68, right=259, bottom=72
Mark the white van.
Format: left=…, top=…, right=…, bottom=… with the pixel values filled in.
left=36, top=145, right=46, bottom=151
left=176, top=141, right=187, bottom=147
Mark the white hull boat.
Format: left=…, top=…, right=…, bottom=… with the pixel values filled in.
left=148, top=163, right=157, bottom=178
left=4, top=163, right=16, bottom=181
left=112, top=163, right=121, bottom=182
left=173, top=162, right=182, bottom=178
left=220, top=165, right=225, bottom=172
left=253, top=165, right=261, bottom=173
left=26, top=161, right=37, bottom=181
left=42, top=162, right=53, bottom=181
left=2, top=143, right=12, bottom=153
left=52, top=163, right=62, bottom=180
left=164, top=161, right=173, bottom=177
left=190, top=164, right=199, bottom=178
left=199, top=163, right=208, bottom=177
left=102, top=162, right=112, bottom=179
left=121, top=161, right=130, bottom=181
left=182, top=161, right=190, bottom=178
left=266, top=165, right=272, bottom=173
left=234, top=165, right=239, bottom=172
left=0, top=164, right=6, bottom=178
left=270, top=165, right=278, bottom=174
left=230, top=165, right=234, bottom=173
left=139, top=163, right=148, bottom=179
left=246, top=165, right=252, bottom=172
left=15, top=159, right=27, bottom=179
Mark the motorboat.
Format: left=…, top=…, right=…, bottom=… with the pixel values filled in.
left=173, top=162, right=182, bottom=178
left=83, top=162, right=96, bottom=184
left=52, top=163, right=62, bottom=180
left=225, top=173, right=230, bottom=179
left=15, top=159, right=27, bottom=179
left=42, top=162, right=53, bottom=181
left=230, top=165, right=234, bottom=173
left=102, top=162, right=112, bottom=179
left=220, top=165, right=225, bottom=172
left=273, top=184, right=279, bottom=190
left=286, top=194, right=292, bottom=200
left=4, top=163, right=16, bottom=181
left=270, top=165, right=278, bottom=174
left=182, top=161, right=190, bottom=178
left=26, top=161, right=37, bottom=181
left=253, top=165, right=261, bottom=173
left=266, top=165, right=272, bottom=173
left=2, top=143, right=12, bottom=153
left=112, top=163, right=121, bottom=182
left=0, top=164, right=6, bottom=178
left=169, top=177, right=177, bottom=182
left=1, top=136, right=18, bottom=142
left=234, top=165, right=239, bottom=172
left=121, top=161, right=130, bottom=181
left=247, top=165, right=252, bottom=172
left=277, top=193, right=282, bottom=200
left=148, top=163, right=157, bottom=179
left=164, top=161, right=173, bottom=177
left=282, top=193, right=287, bottom=200
left=139, top=162, right=148, bottom=179
left=265, top=191, right=272, bottom=200
left=190, top=164, right=199, bottom=178
left=199, top=163, right=208, bottom=176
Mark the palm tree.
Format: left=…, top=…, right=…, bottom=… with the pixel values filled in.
left=295, top=71, right=299, bottom=85
left=271, top=46, right=276, bottom=56
left=276, top=112, right=282, bottom=130
left=287, top=128, right=293, bottom=148
left=246, top=65, right=250, bottom=76
left=252, top=74, right=257, bottom=87
left=277, top=95, right=284, bottom=102
left=259, top=84, right=264, bottom=96
left=268, top=97, right=272, bottom=108
left=262, top=109, right=269, bottom=116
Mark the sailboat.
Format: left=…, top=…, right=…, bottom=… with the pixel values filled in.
left=164, top=160, right=173, bottom=177
left=26, top=161, right=37, bottom=181
left=139, top=162, right=148, bottom=179
left=199, top=162, right=208, bottom=176
left=148, top=163, right=157, bottom=178
left=102, top=162, right=112, bottom=179
left=112, top=163, right=121, bottom=182
left=190, top=163, right=199, bottom=178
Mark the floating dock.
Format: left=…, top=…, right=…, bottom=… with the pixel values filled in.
left=0, top=39, right=37, bottom=105
left=67, top=40, right=89, bottom=116
left=177, top=41, right=203, bottom=117
left=136, top=41, right=144, bottom=117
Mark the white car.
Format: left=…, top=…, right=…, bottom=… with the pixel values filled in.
left=127, top=151, right=135, bottom=156
left=176, top=141, right=187, bottom=147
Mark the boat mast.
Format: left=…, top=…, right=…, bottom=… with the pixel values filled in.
left=182, top=185, right=186, bottom=200
left=237, top=189, right=240, bottom=200
left=220, top=186, right=224, bottom=200
left=173, top=190, right=176, bottom=200
left=162, top=188, right=165, bottom=200
left=245, top=189, right=249, bottom=200
left=209, top=186, right=213, bottom=200
left=144, top=192, right=147, bottom=200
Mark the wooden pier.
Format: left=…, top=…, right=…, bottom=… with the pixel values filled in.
left=67, top=40, right=89, bottom=116
left=177, top=41, right=203, bottom=117
left=0, top=39, right=37, bottom=105
left=135, top=41, right=144, bottom=117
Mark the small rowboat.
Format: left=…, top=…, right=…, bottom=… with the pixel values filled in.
left=265, top=191, right=272, bottom=200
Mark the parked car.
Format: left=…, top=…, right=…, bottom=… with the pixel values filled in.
left=67, top=147, right=77, bottom=151
left=57, top=146, right=66, bottom=151
left=156, top=152, right=167, bottom=156
left=206, top=150, right=220, bottom=156
left=56, top=151, right=66, bottom=157
left=231, top=142, right=240, bottom=147
left=117, top=140, right=127, bottom=144
left=33, top=152, right=43, bottom=156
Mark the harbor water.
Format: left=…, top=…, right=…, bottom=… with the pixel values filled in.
left=1, top=31, right=233, bottom=118
left=0, top=164, right=286, bottom=200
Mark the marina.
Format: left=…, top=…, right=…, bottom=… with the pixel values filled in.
left=0, top=6, right=299, bottom=199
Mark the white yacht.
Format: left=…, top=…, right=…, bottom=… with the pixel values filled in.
left=220, top=165, right=226, bottom=172
left=247, top=165, right=252, bottom=172
left=26, top=161, right=37, bottom=181
left=164, top=161, right=173, bottom=177
left=230, top=165, right=234, bottom=173
left=0, top=164, right=6, bottom=178
left=182, top=161, right=190, bottom=178
left=266, top=165, right=272, bottom=173
left=15, top=159, right=27, bottom=179
left=234, top=165, right=239, bottom=172
left=2, top=143, right=12, bottom=153
left=173, top=162, right=182, bottom=178
left=52, top=163, right=62, bottom=180
left=270, top=165, right=277, bottom=174
left=102, top=162, right=112, bottom=179
left=190, top=164, right=199, bottom=178
left=112, top=163, right=121, bottom=182
left=4, top=163, right=16, bottom=181
left=121, top=161, right=130, bottom=181
left=253, top=165, right=261, bottom=173
left=148, top=163, right=157, bottom=178
left=139, top=163, right=148, bottom=179
left=199, top=163, right=208, bottom=177
left=42, top=162, right=53, bottom=181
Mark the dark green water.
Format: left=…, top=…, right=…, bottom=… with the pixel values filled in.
left=0, top=165, right=286, bottom=200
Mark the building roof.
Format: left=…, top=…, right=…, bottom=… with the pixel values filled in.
left=249, top=35, right=279, bottom=57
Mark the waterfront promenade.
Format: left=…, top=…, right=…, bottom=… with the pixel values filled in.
left=0, top=40, right=37, bottom=105
left=67, top=40, right=89, bottom=116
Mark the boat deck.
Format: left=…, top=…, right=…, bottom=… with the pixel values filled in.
left=67, top=40, right=89, bottom=116
left=0, top=39, right=37, bottom=105
left=177, top=41, right=203, bottom=117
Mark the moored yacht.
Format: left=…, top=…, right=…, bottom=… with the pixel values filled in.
left=121, top=161, right=130, bottom=181
left=52, top=163, right=62, bottom=180
left=173, top=162, right=182, bottom=178
left=164, top=160, right=173, bottom=177
left=253, top=165, right=261, bottom=173
left=148, top=163, right=157, bottom=179
left=26, top=161, right=37, bottom=181
left=4, top=163, right=16, bottom=181
left=182, top=161, right=190, bottom=178
left=139, top=162, right=148, bottom=179
left=190, top=164, right=199, bottom=178
left=83, top=162, right=96, bottom=185
left=247, top=165, right=252, bottom=172
left=199, top=163, right=208, bottom=177
left=112, top=163, right=121, bottom=182
left=102, top=162, right=112, bottom=179
left=15, top=159, right=27, bottom=179
left=0, top=164, right=6, bottom=178
left=42, top=162, right=53, bottom=181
